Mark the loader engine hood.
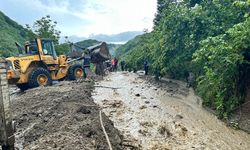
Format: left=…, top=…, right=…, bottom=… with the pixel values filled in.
left=5, top=55, right=37, bottom=72
left=5, top=57, right=21, bottom=70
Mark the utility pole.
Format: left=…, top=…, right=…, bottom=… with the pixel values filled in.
left=0, top=60, right=15, bottom=150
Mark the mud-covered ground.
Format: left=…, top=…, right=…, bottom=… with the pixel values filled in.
left=9, top=81, right=123, bottom=150
left=93, top=72, right=250, bottom=150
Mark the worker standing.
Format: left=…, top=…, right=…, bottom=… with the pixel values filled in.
left=83, top=51, right=92, bottom=80
left=114, top=58, right=118, bottom=71
left=144, top=60, right=149, bottom=75
left=111, top=58, right=115, bottom=72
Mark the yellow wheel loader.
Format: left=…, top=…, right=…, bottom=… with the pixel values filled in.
left=5, top=38, right=85, bottom=90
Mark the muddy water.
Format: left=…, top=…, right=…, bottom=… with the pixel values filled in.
left=92, top=72, right=250, bottom=150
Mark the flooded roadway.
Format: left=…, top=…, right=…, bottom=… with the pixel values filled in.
left=92, top=72, right=250, bottom=150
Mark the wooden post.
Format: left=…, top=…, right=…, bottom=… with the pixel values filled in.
left=0, top=60, right=14, bottom=150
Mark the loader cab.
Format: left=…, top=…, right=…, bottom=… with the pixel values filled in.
left=40, top=39, right=57, bottom=59
left=36, top=38, right=59, bottom=65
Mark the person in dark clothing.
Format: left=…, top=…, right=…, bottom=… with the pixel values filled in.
left=114, top=58, right=118, bottom=71
left=83, top=51, right=92, bottom=79
left=120, top=61, right=125, bottom=71
left=144, top=60, right=149, bottom=75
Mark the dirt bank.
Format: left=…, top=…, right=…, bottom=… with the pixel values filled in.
left=93, top=72, right=250, bottom=150
left=10, top=81, right=123, bottom=150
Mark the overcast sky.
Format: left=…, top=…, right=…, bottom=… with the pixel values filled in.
left=0, top=0, right=157, bottom=37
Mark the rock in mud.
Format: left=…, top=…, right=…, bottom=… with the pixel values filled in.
left=76, top=106, right=91, bottom=114
left=135, top=93, right=140, bottom=97
left=175, top=114, right=184, bottom=120
left=139, top=105, right=147, bottom=109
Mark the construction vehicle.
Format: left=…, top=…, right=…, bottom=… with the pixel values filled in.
left=5, top=38, right=110, bottom=90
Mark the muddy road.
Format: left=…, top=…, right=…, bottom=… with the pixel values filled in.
left=93, top=72, right=250, bottom=150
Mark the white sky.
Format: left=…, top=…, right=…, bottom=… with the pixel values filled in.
left=0, top=0, right=157, bottom=37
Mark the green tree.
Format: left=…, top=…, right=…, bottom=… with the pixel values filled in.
left=116, top=0, right=250, bottom=117
left=26, top=15, right=61, bottom=44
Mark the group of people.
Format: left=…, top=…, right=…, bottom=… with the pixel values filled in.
left=83, top=55, right=151, bottom=78
left=83, top=55, right=194, bottom=87
left=111, top=58, right=128, bottom=72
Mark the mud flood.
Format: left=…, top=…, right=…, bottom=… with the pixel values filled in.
left=93, top=72, right=250, bottom=150
left=9, top=81, right=123, bottom=150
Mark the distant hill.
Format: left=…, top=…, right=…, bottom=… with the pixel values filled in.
left=75, top=39, right=100, bottom=48
left=0, top=11, right=29, bottom=57
left=67, top=31, right=143, bottom=44
left=89, top=31, right=143, bottom=43
left=114, top=34, right=144, bottom=58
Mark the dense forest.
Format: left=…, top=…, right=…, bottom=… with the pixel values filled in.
left=116, top=0, right=250, bottom=118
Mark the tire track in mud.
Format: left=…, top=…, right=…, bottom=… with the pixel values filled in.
left=93, top=72, right=250, bottom=150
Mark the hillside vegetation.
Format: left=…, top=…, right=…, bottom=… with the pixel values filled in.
left=116, top=0, right=250, bottom=117
left=0, top=11, right=120, bottom=57
left=0, top=11, right=29, bottom=57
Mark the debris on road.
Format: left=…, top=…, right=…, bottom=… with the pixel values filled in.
left=10, top=81, right=123, bottom=150
left=93, top=72, right=250, bottom=150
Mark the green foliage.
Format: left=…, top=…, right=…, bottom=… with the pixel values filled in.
left=55, top=43, right=70, bottom=55
left=76, top=39, right=100, bottom=48
left=26, top=15, right=61, bottom=44
left=115, top=33, right=155, bottom=70
left=0, top=11, right=29, bottom=57
left=193, top=17, right=250, bottom=117
left=116, top=0, right=250, bottom=116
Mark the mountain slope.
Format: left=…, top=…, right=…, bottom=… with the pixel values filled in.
left=68, top=31, right=143, bottom=43
left=114, top=34, right=145, bottom=58
left=89, top=31, right=143, bottom=43
left=0, top=11, right=29, bottom=57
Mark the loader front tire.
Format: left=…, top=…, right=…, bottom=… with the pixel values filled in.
left=68, top=64, right=84, bottom=80
left=28, top=68, right=52, bottom=88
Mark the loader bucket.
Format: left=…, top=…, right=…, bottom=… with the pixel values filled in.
left=88, top=42, right=111, bottom=63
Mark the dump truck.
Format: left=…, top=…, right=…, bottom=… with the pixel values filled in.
left=5, top=38, right=111, bottom=90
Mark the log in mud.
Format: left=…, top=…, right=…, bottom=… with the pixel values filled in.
left=93, top=72, right=250, bottom=150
